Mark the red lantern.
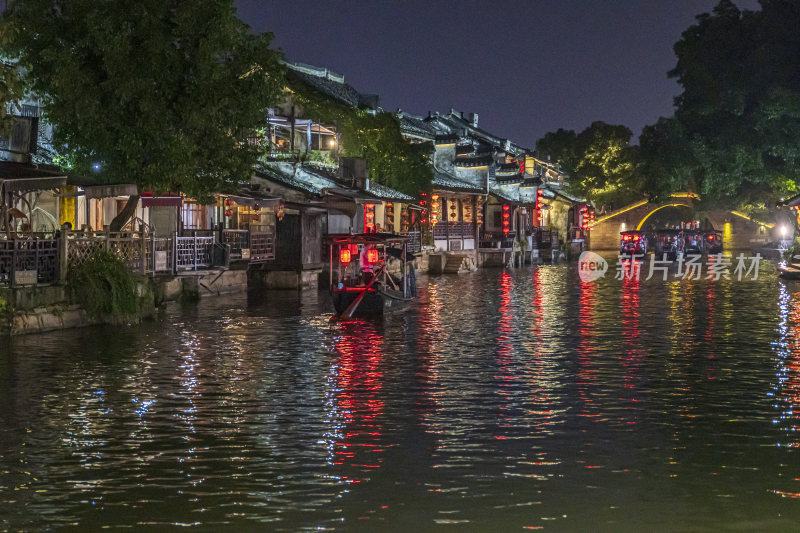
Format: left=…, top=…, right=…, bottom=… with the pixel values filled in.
left=224, top=209, right=233, bottom=217
left=349, top=243, right=359, bottom=255
left=225, top=198, right=233, bottom=207
left=252, top=214, right=260, bottom=222
left=366, top=248, right=379, bottom=264
left=340, top=248, right=352, bottom=265
left=276, top=204, right=284, bottom=221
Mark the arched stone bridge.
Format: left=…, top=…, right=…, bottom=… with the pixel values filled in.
left=589, top=193, right=775, bottom=251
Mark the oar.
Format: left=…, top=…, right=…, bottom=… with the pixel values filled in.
left=339, top=264, right=385, bottom=319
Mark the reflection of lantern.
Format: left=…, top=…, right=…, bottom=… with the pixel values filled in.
left=340, top=248, right=352, bottom=265
left=277, top=204, right=284, bottom=221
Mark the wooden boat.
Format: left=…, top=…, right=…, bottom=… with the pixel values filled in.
left=327, top=233, right=415, bottom=318
left=779, top=264, right=800, bottom=280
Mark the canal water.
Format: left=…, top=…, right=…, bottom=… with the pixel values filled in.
left=2, top=260, right=800, bottom=531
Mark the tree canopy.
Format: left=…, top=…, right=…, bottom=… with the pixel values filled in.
left=645, top=0, right=800, bottom=211
left=536, top=121, right=640, bottom=208
left=289, top=74, right=433, bottom=197
left=2, top=0, right=285, bottom=204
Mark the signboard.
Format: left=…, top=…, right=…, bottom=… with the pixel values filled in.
left=241, top=248, right=251, bottom=260
left=155, top=251, right=168, bottom=271
left=14, top=270, right=37, bottom=286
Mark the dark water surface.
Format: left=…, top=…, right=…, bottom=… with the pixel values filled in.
left=2, top=261, right=800, bottom=531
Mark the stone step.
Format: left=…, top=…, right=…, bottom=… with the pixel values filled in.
left=443, top=254, right=472, bottom=274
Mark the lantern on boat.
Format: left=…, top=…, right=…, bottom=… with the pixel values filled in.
left=339, top=247, right=352, bottom=265
left=366, top=248, right=379, bottom=264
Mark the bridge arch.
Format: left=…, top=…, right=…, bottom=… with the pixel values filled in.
left=588, top=192, right=778, bottom=250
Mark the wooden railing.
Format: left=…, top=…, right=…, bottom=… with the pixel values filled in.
left=174, top=235, right=214, bottom=271
left=0, top=237, right=59, bottom=288
left=1, top=226, right=277, bottom=287
left=433, top=221, right=474, bottom=240
left=249, top=231, right=275, bottom=262
left=222, top=229, right=249, bottom=260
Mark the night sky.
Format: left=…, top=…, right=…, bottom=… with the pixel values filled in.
left=234, top=0, right=760, bottom=148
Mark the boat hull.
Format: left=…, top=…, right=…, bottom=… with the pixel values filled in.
left=332, top=286, right=411, bottom=317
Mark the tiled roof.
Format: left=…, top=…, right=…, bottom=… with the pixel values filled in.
left=432, top=172, right=485, bottom=193
left=454, top=155, right=493, bottom=167
left=256, top=162, right=340, bottom=197
left=397, top=112, right=436, bottom=139
left=366, top=182, right=415, bottom=202
left=286, top=63, right=364, bottom=108
left=490, top=184, right=519, bottom=204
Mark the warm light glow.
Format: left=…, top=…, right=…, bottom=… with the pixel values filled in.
left=340, top=248, right=352, bottom=265
left=635, top=203, right=692, bottom=230
left=366, top=248, right=379, bottom=264
left=730, top=210, right=776, bottom=229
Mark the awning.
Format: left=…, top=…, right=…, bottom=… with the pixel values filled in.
left=324, top=187, right=383, bottom=205
left=84, top=183, right=138, bottom=199
left=142, top=196, right=182, bottom=208
left=0, top=162, right=67, bottom=193
left=226, top=189, right=282, bottom=208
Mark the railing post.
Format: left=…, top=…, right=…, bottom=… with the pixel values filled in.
left=193, top=235, right=198, bottom=271
left=139, top=231, right=146, bottom=275
left=59, top=233, right=68, bottom=283
left=173, top=232, right=178, bottom=275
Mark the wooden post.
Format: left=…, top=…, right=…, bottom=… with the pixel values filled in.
left=58, top=231, right=68, bottom=283
left=140, top=230, right=146, bottom=275
left=444, top=195, right=450, bottom=250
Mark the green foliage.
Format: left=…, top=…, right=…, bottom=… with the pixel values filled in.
left=67, top=251, right=140, bottom=323
left=289, top=75, right=432, bottom=196
left=0, top=293, right=10, bottom=317
left=1, top=0, right=285, bottom=202
left=649, top=0, right=800, bottom=208
left=536, top=121, right=640, bottom=207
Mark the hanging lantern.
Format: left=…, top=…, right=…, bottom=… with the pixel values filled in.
left=252, top=214, right=260, bottom=222
left=339, top=248, right=352, bottom=265
left=363, top=203, right=376, bottom=233
left=502, top=204, right=511, bottom=235
left=225, top=198, right=234, bottom=207
left=366, top=248, right=379, bottom=264
left=349, top=243, right=359, bottom=255
left=276, top=204, right=285, bottom=221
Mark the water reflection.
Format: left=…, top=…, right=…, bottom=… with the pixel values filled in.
left=0, top=264, right=797, bottom=530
